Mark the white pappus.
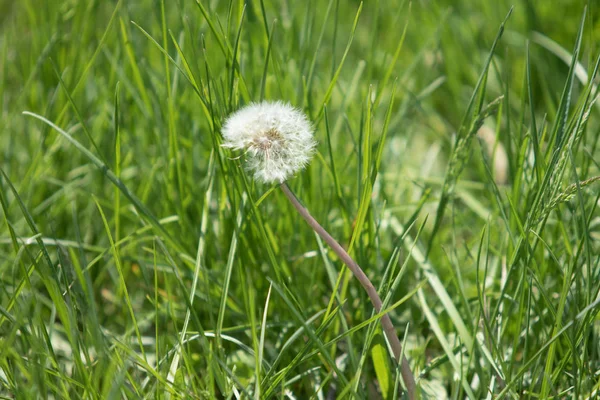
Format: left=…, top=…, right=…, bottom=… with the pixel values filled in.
left=221, top=101, right=316, bottom=183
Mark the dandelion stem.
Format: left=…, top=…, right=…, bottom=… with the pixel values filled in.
left=280, top=182, right=417, bottom=399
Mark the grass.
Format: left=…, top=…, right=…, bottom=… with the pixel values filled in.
left=1, top=0, right=600, bottom=398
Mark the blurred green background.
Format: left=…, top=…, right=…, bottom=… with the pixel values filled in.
left=1, top=0, right=599, bottom=398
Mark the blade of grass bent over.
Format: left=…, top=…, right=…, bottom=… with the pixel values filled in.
left=22, top=111, right=188, bottom=256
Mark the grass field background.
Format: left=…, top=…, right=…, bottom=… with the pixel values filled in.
left=1, top=0, right=599, bottom=398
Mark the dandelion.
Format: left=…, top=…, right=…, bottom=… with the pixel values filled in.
left=222, top=101, right=417, bottom=399
left=221, top=101, right=316, bottom=183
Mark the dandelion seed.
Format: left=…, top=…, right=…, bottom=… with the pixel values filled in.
left=221, top=100, right=416, bottom=398
left=221, top=101, right=316, bottom=183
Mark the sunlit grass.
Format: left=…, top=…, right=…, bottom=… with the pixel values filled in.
left=1, top=1, right=599, bottom=398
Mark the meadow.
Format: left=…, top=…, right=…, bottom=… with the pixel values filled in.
left=1, top=0, right=599, bottom=398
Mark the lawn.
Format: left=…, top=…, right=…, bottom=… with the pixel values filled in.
left=1, top=0, right=599, bottom=398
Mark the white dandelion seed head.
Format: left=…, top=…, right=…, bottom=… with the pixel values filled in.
left=222, top=101, right=316, bottom=183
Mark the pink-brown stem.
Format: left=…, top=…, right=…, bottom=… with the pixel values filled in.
left=280, top=182, right=416, bottom=399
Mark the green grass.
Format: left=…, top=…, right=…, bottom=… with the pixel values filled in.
left=1, top=0, right=600, bottom=398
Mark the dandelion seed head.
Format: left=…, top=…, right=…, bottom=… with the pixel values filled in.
left=222, top=101, right=316, bottom=183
